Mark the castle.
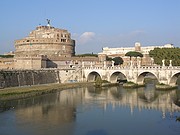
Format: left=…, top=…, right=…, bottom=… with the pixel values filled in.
left=13, top=22, right=98, bottom=69
left=14, top=21, right=75, bottom=69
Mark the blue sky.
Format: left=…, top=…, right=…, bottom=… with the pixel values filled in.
left=0, top=0, right=180, bottom=54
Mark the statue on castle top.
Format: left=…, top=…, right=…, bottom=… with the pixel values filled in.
left=46, top=19, right=51, bottom=26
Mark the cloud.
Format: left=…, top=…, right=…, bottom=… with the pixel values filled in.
left=94, top=30, right=147, bottom=48
left=79, top=32, right=96, bottom=44
left=72, top=30, right=147, bottom=53
left=72, top=32, right=99, bottom=53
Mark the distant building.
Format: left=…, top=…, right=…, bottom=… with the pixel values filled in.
left=0, top=57, right=14, bottom=69
left=98, top=42, right=174, bottom=66
left=0, top=52, right=15, bottom=69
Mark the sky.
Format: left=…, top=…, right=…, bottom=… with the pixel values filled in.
left=0, top=0, right=180, bottom=54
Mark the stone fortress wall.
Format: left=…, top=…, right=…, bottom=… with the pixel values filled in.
left=0, top=69, right=60, bottom=88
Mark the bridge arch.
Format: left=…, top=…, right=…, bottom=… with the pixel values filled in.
left=137, top=72, right=158, bottom=85
left=110, top=71, right=127, bottom=83
left=87, top=71, right=101, bottom=82
left=169, top=72, right=180, bottom=86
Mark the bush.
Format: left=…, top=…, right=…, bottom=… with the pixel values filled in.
left=0, top=55, right=14, bottom=58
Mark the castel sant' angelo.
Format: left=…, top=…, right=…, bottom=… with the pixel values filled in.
left=15, top=21, right=75, bottom=58
left=13, top=20, right=98, bottom=69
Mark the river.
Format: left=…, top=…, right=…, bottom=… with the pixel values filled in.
left=0, top=83, right=180, bottom=135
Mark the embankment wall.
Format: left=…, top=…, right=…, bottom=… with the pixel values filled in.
left=0, top=70, right=60, bottom=88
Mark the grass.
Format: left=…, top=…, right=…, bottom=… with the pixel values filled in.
left=123, top=81, right=145, bottom=88
left=0, top=82, right=93, bottom=101
left=155, top=83, right=178, bottom=90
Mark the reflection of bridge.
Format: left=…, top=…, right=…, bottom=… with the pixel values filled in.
left=60, top=86, right=180, bottom=118
left=84, top=87, right=180, bottom=118
left=82, top=65, right=180, bottom=86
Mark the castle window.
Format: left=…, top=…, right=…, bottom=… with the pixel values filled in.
left=61, top=39, right=66, bottom=42
left=57, top=34, right=59, bottom=40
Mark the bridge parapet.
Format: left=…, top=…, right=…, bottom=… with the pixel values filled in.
left=83, top=65, right=180, bottom=70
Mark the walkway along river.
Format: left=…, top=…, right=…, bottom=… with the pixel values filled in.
left=0, top=82, right=180, bottom=135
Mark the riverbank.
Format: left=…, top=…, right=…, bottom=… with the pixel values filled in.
left=0, top=82, right=93, bottom=101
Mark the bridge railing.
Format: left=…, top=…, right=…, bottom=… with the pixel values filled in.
left=2, top=65, right=179, bottom=72
left=83, top=65, right=180, bottom=70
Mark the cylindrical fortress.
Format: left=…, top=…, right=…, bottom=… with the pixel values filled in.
left=15, top=25, right=75, bottom=58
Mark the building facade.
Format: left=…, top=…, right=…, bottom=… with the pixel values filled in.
left=98, top=42, right=174, bottom=66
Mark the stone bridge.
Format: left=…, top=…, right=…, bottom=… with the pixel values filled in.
left=82, top=65, right=180, bottom=86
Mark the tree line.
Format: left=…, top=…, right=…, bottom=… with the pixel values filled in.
left=106, top=51, right=143, bottom=65
left=149, top=47, right=180, bottom=66
left=0, top=55, right=14, bottom=58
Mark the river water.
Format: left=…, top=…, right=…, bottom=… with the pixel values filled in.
left=0, top=83, right=180, bottom=135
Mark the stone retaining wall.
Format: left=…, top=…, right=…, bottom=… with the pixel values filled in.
left=0, top=70, right=60, bottom=88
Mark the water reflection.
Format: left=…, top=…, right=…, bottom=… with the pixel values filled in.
left=0, top=85, right=180, bottom=135
left=1, top=86, right=180, bottom=119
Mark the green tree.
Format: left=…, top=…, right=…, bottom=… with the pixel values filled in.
left=106, top=56, right=113, bottom=61
left=0, top=55, right=14, bottom=58
left=125, top=51, right=143, bottom=60
left=75, top=53, right=98, bottom=57
left=149, top=47, right=180, bottom=66
left=112, top=57, right=124, bottom=65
